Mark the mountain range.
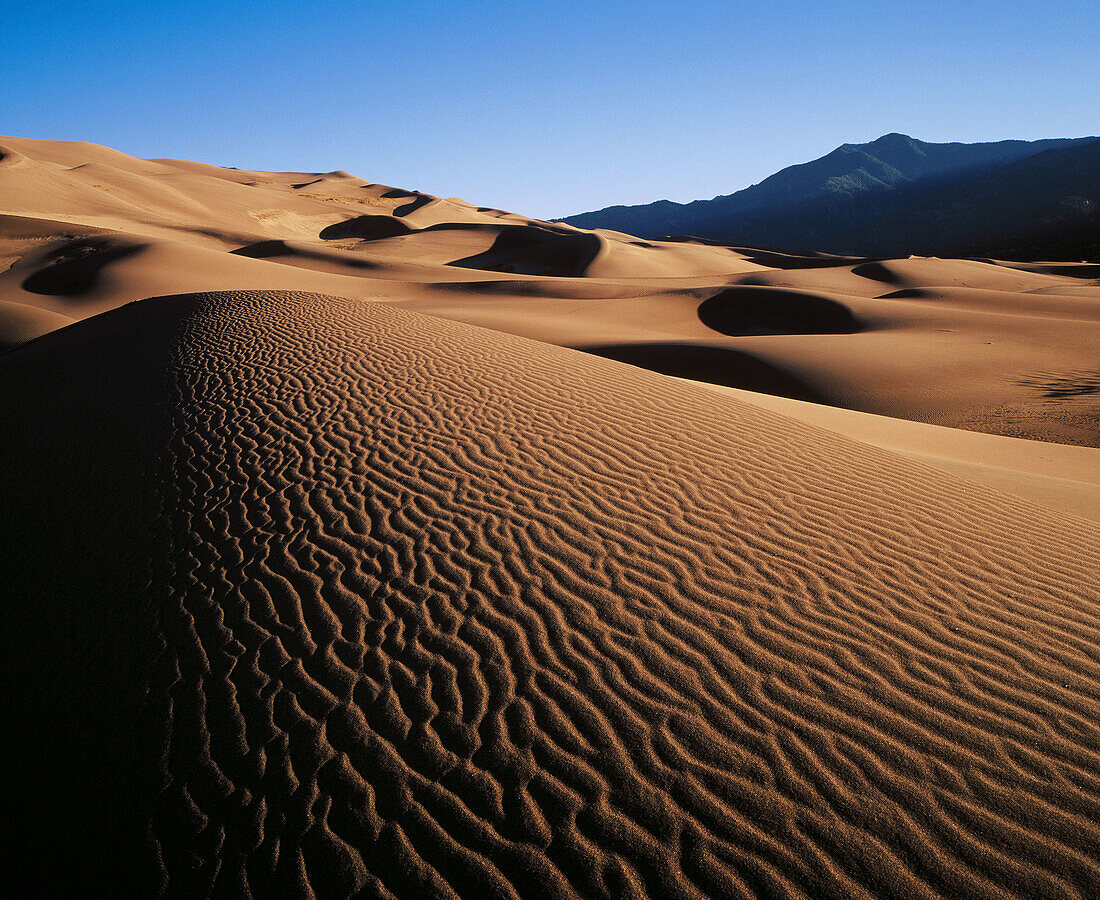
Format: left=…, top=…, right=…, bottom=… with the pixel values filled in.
left=559, top=133, right=1100, bottom=260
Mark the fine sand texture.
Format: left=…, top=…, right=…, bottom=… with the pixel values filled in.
left=686, top=381, right=1100, bottom=523
left=4, top=290, right=1099, bottom=898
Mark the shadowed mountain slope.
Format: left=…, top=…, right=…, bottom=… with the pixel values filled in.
left=560, top=134, right=1099, bottom=258
left=845, top=139, right=1100, bottom=259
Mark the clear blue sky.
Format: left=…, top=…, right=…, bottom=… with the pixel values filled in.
left=4, top=0, right=1097, bottom=219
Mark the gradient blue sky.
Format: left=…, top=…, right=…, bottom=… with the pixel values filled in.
left=4, top=0, right=1097, bottom=219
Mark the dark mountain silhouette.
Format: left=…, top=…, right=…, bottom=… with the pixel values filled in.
left=843, top=139, right=1100, bottom=260
left=560, top=134, right=1100, bottom=259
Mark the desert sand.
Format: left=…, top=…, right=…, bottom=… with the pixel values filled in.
left=3, top=138, right=1099, bottom=897
left=3, top=136, right=1097, bottom=454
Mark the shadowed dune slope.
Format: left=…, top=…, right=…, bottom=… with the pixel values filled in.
left=581, top=343, right=830, bottom=403
left=697, top=287, right=860, bottom=336
left=319, top=215, right=418, bottom=240
left=448, top=226, right=605, bottom=277
left=20, top=235, right=148, bottom=295
left=4, top=290, right=1099, bottom=898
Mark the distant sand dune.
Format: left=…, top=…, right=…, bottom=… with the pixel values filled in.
left=4, top=290, right=1098, bottom=897
left=0, top=298, right=72, bottom=350
left=320, top=214, right=419, bottom=241
left=4, top=136, right=1095, bottom=447
left=449, top=226, right=606, bottom=278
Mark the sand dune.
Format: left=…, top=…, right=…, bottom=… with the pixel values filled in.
left=4, top=136, right=1095, bottom=450
left=3, top=137, right=1100, bottom=897
left=5, top=290, right=1099, bottom=898
left=0, top=298, right=72, bottom=350
left=692, top=382, right=1100, bottom=522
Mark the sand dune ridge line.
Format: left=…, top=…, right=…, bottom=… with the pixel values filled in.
left=5, top=289, right=1098, bottom=897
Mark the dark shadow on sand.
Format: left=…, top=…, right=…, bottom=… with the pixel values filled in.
left=583, top=342, right=830, bottom=403
left=448, top=226, right=602, bottom=278
left=698, top=287, right=860, bottom=336
left=22, top=237, right=146, bottom=296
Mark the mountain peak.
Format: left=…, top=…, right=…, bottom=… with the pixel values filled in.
left=871, top=132, right=917, bottom=144
left=839, top=133, right=921, bottom=154
left=559, top=134, right=1099, bottom=258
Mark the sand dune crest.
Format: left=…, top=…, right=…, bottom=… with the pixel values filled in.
left=4, top=290, right=1098, bottom=898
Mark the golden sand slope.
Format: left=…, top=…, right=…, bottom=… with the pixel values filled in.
left=3, top=136, right=1097, bottom=448
left=689, top=382, right=1100, bottom=522
left=4, top=291, right=1098, bottom=897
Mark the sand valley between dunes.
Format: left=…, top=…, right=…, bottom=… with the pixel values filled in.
left=2, top=138, right=1099, bottom=898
